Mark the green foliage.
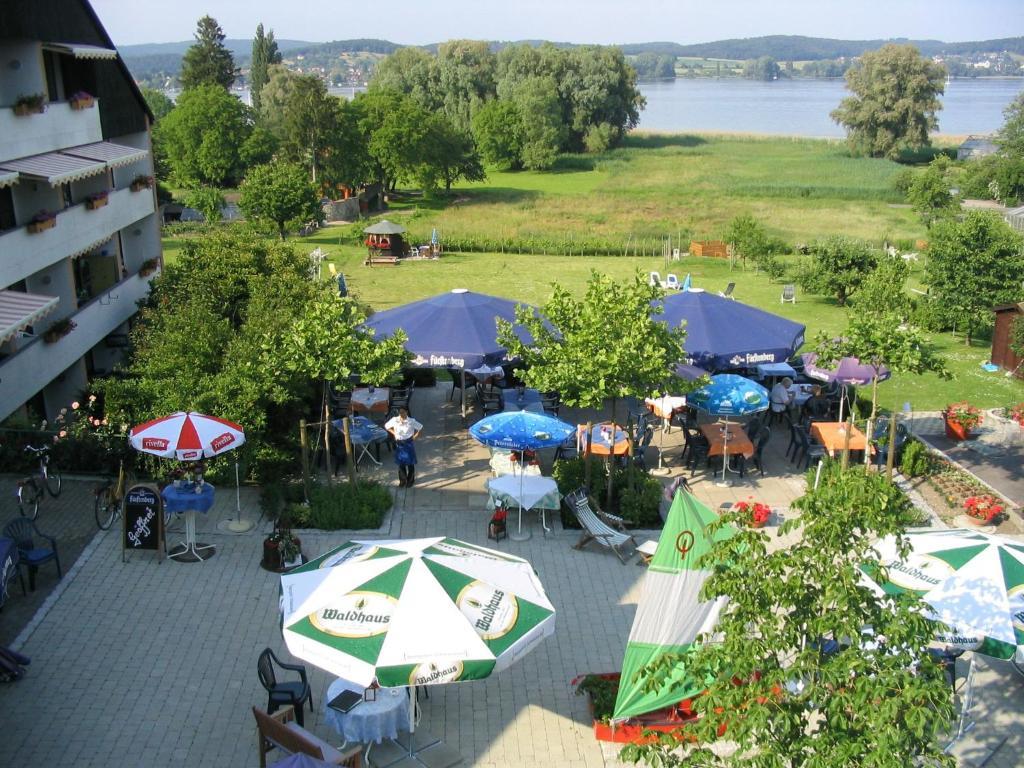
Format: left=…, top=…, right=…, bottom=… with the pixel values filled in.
left=616, top=472, right=663, bottom=526
left=830, top=44, right=945, bottom=160
left=725, top=214, right=785, bottom=272
left=743, top=56, right=781, bottom=81
left=420, top=116, right=485, bottom=193
left=996, top=91, right=1024, bottom=159
left=179, top=15, right=236, bottom=91
left=157, top=84, right=250, bottom=187
left=550, top=457, right=661, bottom=526
left=925, top=210, right=1024, bottom=344
left=584, top=122, right=617, bottom=154
left=305, top=481, right=392, bottom=529
left=552, top=456, right=608, bottom=501
left=471, top=99, right=523, bottom=170
left=183, top=187, right=225, bottom=223
left=1012, top=315, right=1024, bottom=358
left=854, top=256, right=911, bottom=317
left=509, top=75, right=565, bottom=171
left=906, top=156, right=959, bottom=227
left=631, top=53, right=676, bottom=79
left=575, top=674, right=619, bottom=721
left=277, top=73, right=339, bottom=185
left=239, top=162, right=323, bottom=239
left=797, top=235, right=878, bottom=305
left=140, top=87, right=174, bottom=121
left=899, top=438, right=933, bottom=478
left=249, top=23, right=281, bottom=113
left=625, top=464, right=955, bottom=768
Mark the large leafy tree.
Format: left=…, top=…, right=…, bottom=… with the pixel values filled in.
left=261, top=73, right=341, bottom=184
left=797, top=235, right=878, bottom=306
left=830, top=44, right=945, bottom=160
left=249, top=23, right=281, bottom=113
left=509, top=75, right=565, bottom=171
left=156, top=84, right=249, bottom=187
left=419, top=116, right=485, bottom=194
left=239, top=162, right=324, bottom=239
left=906, top=156, right=959, bottom=227
left=435, top=40, right=497, bottom=134
left=140, top=87, right=174, bottom=121
left=471, top=99, right=523, bottom=170
left=179, top=15, right=236, bottom=91
left=370, top=46, right=441, bottom=112
left=624, top=465, right=955, bottom=768
left=357, top=90, right=432, bottom=190
left=925, top=210, right=1024, bottom=344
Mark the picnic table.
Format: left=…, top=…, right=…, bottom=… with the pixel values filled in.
left=700, top=422, right=754, bottom=460
left=810, top=422, right=872, bottom=457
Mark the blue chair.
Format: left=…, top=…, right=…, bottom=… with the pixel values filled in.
left=2, top=518, right=61, bottom=592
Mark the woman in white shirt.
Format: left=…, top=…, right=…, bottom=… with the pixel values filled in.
left=384, top=407, right=423, bottom=487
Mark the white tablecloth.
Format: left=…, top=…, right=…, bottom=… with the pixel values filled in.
left=645, top=395, right=687, bottom=419
left=486, top=475, right=560, bottom=510
left=323, top=678, right=410, bottom=745
left=350, top=387, right=390, bottom=413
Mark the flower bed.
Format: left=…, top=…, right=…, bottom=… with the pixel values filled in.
left=943, top=402, right=981, bottom=441
left=963, top=494, right=1003, bottom=525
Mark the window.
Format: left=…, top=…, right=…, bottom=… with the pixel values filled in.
left=0, top=187, right=15, bottom=232
left=43, top=51, right=61, bottom=102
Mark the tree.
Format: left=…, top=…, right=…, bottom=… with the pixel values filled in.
left=358, top=90, right=433, bottom=190
left=370, top=46, right=441, bottom=112
left=725, top=214, right=781, bottom=272
left=435, top=40, right=497, bottom=134
left=179, top=15, right=236, bottom=91
left=322, top=99, right=373, bottom=192
left=925, top=210, right=1024, bottom=344
left=906, top=156, right=959, bottom=227
left=156, top=85, right=250, bottom=187
left=184, top=187, right=225, bottom=223
left=239, top=162, right=324, bottom=239
left=275, top=74, right=339, bottom=184
left=743, top=56, right=781, bottom=81
left=140, top=87, right=174, bottom=121
left=854, top=256, right=911, bottom=317
left=249, top=23, right=281, bottom=113
left=797, top=235, right=878, bottom=306
left=558, top=46, right=644, bottom=152
left=624, top=465, right=955, bottom=768
left=996, top=91, right=1024, bottom=158
left=830, top=44, right=945, bottom=160
left=420, top=116, right=485, bottom=194
left=509, top=75, right=565, bottom=171
left=471, top=99, right=523, bottom=170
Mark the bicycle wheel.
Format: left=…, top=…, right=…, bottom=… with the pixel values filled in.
left=44, top=468, right=62, bottom=497
left=94, top=485, right=117, bottom=530
left=18, top=481, right=40, bottom=520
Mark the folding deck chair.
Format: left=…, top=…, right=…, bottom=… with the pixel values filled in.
left=563, top=488, right=638, bottom=564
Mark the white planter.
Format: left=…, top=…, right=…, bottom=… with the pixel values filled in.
left=985, top=409, right=1024, bottom=447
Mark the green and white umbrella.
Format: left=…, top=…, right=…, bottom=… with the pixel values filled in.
left=280, top=537, right=556, bottom=689
left=865, top=528, right=1024, bottom=661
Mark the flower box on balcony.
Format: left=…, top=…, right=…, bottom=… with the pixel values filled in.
left=68, top=91, right=95, bottom=110
left=27, top=211, right=57, bottom=234
left=43, top=318, right=76, bottom=344
left=85, top=191, right=109, bottom=210
left=13, top=94, right=46, bottom=116
left=130, top=175, right=154, bottom=192
left=138, top=258, right=159, bottom=277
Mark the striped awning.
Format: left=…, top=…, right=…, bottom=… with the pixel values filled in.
left=0, top=170, right=17, bottom=189
left=0, top=290, right=60, bottom=344
left=0, top=152, right=106, bottom=186
left=64, top=141, right=148, bottom=168
left=44, top=43, right=119, bottom=60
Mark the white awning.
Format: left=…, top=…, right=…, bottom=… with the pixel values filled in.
left=44, top=43, right=119, bottom=60
left=0, top=170, right=17, bottom=189
left=0, top=290, right=60, bottom=344
left=0, top=152, right=106, bottom=186
left=63, top=141, right=148, bottom=168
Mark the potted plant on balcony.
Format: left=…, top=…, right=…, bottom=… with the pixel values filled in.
left=138, top=258, right=159, bottom=277
left=85, top=190, right=109, bottom=210
left=943, top=402, right=982, bottom=441
left=130, top=174, right=154, bottom=192
left=13, top=93, right=46, bottom=116
left=733, top=498, right=772, bottom=528
left=68, top=90, right=95, bottom=110
left=963, top=494, right=1003, bottom=526
left=27, top=209, right=58, bottom=234
left=43, top=318, right=76, bottom=344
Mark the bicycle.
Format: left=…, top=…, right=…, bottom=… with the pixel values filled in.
left=94, top=458, right=131, bottom=530
left=16, top=445, right=62, bottom=520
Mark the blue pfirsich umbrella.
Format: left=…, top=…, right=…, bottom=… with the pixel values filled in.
left=688, top=374, right=769, bottom=485
left=469, top=411, right=574, bottom=452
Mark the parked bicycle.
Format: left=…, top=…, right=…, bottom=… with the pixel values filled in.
left=16, top=445, right=62, bottom=520
left=94, top=458, right=132, bottom=530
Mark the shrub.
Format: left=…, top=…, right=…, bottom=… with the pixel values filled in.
left=552, top=457, right=662, bottom=528
left=899, top=438, right=932, bottom=478
left=305, top=481, right=392, bottom=530
left=575, top=674, right=619, bottom=722
left=616, top=470, right=663, bottom=527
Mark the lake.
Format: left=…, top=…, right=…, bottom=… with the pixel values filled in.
left=636, top=77, right=1024, bottom=138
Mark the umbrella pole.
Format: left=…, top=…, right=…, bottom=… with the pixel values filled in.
left=716, top=418, right=731, bottom=487
left=461, top=370, right=467, bottom=422
left=225, top=457, right=254, bottom=532
left=651, top=409, right=670, bottom=476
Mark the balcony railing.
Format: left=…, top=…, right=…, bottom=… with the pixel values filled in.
left=0, top=100, right=103, bottom=163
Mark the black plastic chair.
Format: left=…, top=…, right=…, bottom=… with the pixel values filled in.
left=541, top=391, right=561, bottom=416
left=390, top=383, right=413, bottom=414
left=796, top=429, right=827, bottom=469
left=257, top=648, right=313, bottom=726
left=739, top=428, right=771, bottom=478
left=0, top=537, right=25, bottom=607
left=2, top=518, right=61, bottom=592
left=786, top=423, right=803, bottom=463
left=631, top=425, right=655, bottom=470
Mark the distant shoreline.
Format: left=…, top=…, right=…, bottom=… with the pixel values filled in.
left=629, top=128, right=969, bottom=145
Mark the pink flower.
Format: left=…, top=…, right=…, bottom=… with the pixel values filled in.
left=59, top=430, right=67, bottom=438
left=71, top=401, right=80, bottom=410
left=88, top=395, right=97, bottom=403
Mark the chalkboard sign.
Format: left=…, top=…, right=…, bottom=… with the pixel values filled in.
left=122, top=483, right=164, bottom=562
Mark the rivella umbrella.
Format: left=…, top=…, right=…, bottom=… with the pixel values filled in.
left=280, top=537, right=556, bottom=760
left=862, top=529, right=1024, bottom=662
left=802, top=353, right=891, bottom=421
left=688, top=374, right=768, bottom=485
left=613, top=489, right=737, bottom=721
left=655, top=289, right=805, bottom=371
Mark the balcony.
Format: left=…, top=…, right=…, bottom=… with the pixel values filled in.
left=0, top=267, right=158, bottom=421
left=0, top=100, right=103, bottom=163
left=0, top=186, right=155, bottom=288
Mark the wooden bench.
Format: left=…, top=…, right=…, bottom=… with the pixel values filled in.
left=364, top=255, right=400, bottom=266
left=253, top=705, right=362, bottom=768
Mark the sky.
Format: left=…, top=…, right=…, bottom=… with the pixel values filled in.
left=91, top=0, right=1024, bottom=48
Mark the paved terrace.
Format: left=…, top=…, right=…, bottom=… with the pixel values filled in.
left=1, top=383, right=1021, bottom=767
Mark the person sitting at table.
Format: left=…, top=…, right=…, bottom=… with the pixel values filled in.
left=769, top=377, right=796, bottom=422
left=384, top=407, right=422, bottom=487
left=803, top=385, right=831, bottom=421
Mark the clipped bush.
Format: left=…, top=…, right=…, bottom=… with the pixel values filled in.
left=306, top=481, right=392, bottom=530
left=899, top=438, right=932, bottom=478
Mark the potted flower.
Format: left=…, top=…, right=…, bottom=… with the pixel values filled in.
left=734, top=498, right=771, bottom=528
left=262, top=512, right=302, bottom=572
left=138, top=257, right=159, bottom=277
left=27, top=209, right=57, bottom=234
left=68, top=90, right=94, bottom=110
left=1006, top=403, right=1024, bottom=429
left=963, top=494, right=1003, bottom=526
left=943, top=402, right=981, bottom=441
left=43, top=318, right=76, bottom=343
left=130, top=174, right=154, bottom=192
left=85, top=190, right=109, bottom=210
left=13, top=93, right=46, bottom=116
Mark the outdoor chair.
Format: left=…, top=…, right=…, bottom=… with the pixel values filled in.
left=389, top=384, right=413, bottom=414
left=738, top=428, right=771, bottom=478
left=2, top=518, right=61, bottom=592
left=781, top=284, right=797, bottom=304
left=786, top=423, right=804, bottom=462
left=446, top=368, right=467, bottom=403
left=554, top=435, right=577, bottom=462
left=564, top=489, right=637, bottom=564
left=871, top=418, right=909, bottom=467
left=0, top=537, right=25, bottom=608
left=795, top=429, right=827, bottom=470
left=680, top=426, right=708, bottom=466
left=541, top=391, right=561, bottom=416
left=478, top=388, right=502, bottom=417
left=648, top=271, right=663, bottom=288
left=683, top=431, right=712, bottom=477
left=629, top=424, right=655, bottom=470
left=719, top=282, right=735, bottom=300
left=329, top=387, right=352, bottom=419
left=257, top=648, right=313, bottom=727
left=664, top=273, right=680, bottom=290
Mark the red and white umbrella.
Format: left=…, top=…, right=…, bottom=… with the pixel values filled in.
left=129, top=411, right=245, bottom=461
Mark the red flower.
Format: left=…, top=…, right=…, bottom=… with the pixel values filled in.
left=734, top=498, right=771, bottom=526
left=964, top=495, right=1002, bottom=522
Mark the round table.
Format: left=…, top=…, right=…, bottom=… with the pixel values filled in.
left=578, top=423, right=630, bottom=456
left=486, top=474, right=559, bottom=539
left=323, top=678, right=410, bottom=746
left=161, top=483, right=215, bottom=562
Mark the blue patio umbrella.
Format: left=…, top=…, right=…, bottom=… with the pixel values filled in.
left=680, top=273, right=692, bottom=292
left=431, top=227, right=439, bottom=246
left=654, top=289, right=805, bottom=371
left=801, top=353, right=892, bottom=421
left=470, top=411, right=574, bottom=538
left=688, top=374, right=769, bottom=485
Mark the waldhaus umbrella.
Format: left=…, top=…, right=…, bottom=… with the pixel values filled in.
left=687, top=374, right=769, bottom=486
left=280, top=537, right=555, bottom=760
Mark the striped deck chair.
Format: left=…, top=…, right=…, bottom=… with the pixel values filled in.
left=564, top=488, right=637, bottom=564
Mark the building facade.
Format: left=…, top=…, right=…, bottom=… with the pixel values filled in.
left=0, top=0, right=161, bottom=421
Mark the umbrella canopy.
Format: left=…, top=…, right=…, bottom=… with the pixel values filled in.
left=362, top=219, right=406, bottom=235
left=655, top=289, right=805, bottom=371
left=364, top=289, right=538, bottom=369
left=687, top=374, right=769, bottom=417
left=468, top=411, right=574, bottom=452
left=802, top=353, right=891, bottom=386
left=863, top=529, right=1024, bottom=660
left=613, top=490, right=737, bottom=721
left=129, top=411, right=245, bottom=460
left=280, top=537, right=556, bottom=688
left=673, top=362, right=710, bottom=382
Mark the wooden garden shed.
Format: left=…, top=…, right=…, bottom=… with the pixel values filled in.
left=991, top=302, right=1023, bottom=379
